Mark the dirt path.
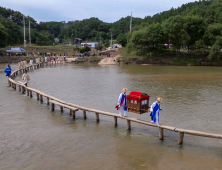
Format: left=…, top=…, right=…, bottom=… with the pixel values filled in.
left=98, top=54, right=122, bottom=65
left=65, top=57, right=78, bottom=63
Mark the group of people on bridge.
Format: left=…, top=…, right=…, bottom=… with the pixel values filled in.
left=116, top=88, right=162, bottom=125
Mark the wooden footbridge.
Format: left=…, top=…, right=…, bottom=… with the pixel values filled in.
left=7, top=61, right=222, bottom=146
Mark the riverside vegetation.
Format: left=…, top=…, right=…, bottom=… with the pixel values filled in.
left=1, top=0, right=222, bottom=65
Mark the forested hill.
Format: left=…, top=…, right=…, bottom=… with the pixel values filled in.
left=0, top=0, right=222, bottom=50
left=127, top=0, right=222, bottom=60
left=144, top=0, right=222, bottom=24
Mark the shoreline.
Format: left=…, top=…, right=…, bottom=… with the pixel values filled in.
left=1, top=56, right=222, bottom=66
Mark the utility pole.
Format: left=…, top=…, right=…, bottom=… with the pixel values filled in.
left=29, top=20, right=31, bottom=46
left=130, top=12, right=132, bottom=34
left=23, top=16, right=26, bottom=47
left=110, top=32, right=113, bottom=47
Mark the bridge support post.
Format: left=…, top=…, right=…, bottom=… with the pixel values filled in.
left=36, top=93, right=39, bottom=100
left=159, top=127, right=164, bottom=141
left=114, top=116, right=117, bottom=127
left=95, top=113, right=99, bottom=122
left=47, top=97, right=49, bottom=105
left=127, top=120, right=131, bottom=130
left=22, top=86, right=25, bottom=93
left=71, top=110, right=75, bottom=119
left=13, top=83, right=16, bottom=90
left=178, top=132, right=184, bottom=145
left=8, top=79, right=11, bottom=86
left=83, top=110, right=87, bottom=119
left=40, top=95, right=43, bottom=103
left=51, top=103, right=55, bottom=112
left=30, top=90, right=32, bottom=98
left=60, top=106, right=63, bottom=112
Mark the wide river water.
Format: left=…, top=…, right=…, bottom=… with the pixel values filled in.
left=0, top=63, right=222, bottom=170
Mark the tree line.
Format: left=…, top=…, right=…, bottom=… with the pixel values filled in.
left=127, top=0, right=222, bottom=59
left=0, top=0, right=222, bottom=59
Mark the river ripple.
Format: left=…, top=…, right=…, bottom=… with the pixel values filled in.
left=0, top=64, right=222, bottom=170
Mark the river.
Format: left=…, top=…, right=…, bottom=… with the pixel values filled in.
left=0, top=64, right=222, bottom=170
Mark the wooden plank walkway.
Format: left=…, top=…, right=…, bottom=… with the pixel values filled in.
left=7, top=61, right=222, bottom=146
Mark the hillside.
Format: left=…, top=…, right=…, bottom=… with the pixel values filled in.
left=0, top=0, right=222, bottom=58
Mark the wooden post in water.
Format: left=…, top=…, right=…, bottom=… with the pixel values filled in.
left=60, top=106, right=63, bottom=112
left=40, top=95, right=43, bottom=103
left=114, top=116, right=117, bottom=127
left=27, top=89, right=29, bottom=96
left=47, top=97, right=49, bottom=105
left=71, top=110, right=75, bottom=119
left=127, top=120, right=131, bottom=130
left=159, top=127, right=164, bottom=140
left=83, top=110, right=87, bottom=119
left=95, top=113, right=99, bottom=122
left=29, top=90, right=32, bottom=98
left=178, top=132, right=184, bottom=145
left=51, top=103, right=55, bottom=112
left=22, top=86, right=25, bottom=93
left=36, top=93, right=39, bottom=100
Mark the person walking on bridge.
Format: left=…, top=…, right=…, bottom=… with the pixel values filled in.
left=22, top=70, right=30, bottom=87
left=4, top=65, right=11, bottom=77
left=150, top=97, right=162, bottom=125
left=116, top=88, right=128, bottom=117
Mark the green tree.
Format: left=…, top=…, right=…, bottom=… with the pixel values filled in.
left=162, top=15, right=190, bottom=51
left=0, top=23, right=8, bottom=47
left=203, top=23, right=222, bottom=59
left=95, top=44, right=103, bottom=51
left=116, top=33, right=127, bottom=46
left=127, top=23, right=164, bottom=54
left=203, top=23, right=222, bottom=46
left=183, top=16, right=205, bottom=53
left=79, top=46, right=91, bottom=53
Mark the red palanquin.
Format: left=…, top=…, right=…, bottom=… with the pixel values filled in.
left=126, top=91, right=150, bottom=114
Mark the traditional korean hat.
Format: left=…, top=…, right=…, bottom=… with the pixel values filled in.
left=122, top=88, right=127, bottom=92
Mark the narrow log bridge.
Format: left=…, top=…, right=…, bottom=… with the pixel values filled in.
left=7, top=62, right=222, bottom=146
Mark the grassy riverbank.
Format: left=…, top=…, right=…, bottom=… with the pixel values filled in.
left=1, top=45, right=222, bottom=66
left=118, top=48, right=222, bottom=66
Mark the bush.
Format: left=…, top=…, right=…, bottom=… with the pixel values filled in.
left=79, top=46, right=91, bottom=53
left=95, top=44, right=103, bottom=51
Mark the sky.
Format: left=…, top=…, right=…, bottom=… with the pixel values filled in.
left=1, top=0, right=197, bottom=23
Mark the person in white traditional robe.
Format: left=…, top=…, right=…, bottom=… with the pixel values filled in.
left=17, top=61, right=22, bottom=69
left=150, top=97, right=162, bottom=125
left=116, top=88, right=128, bottom=117
left=30, top=59, right=33, bottom=65
left=22, top=60, right=27, bottom=68
left=22, top=70, right=30, bottom=87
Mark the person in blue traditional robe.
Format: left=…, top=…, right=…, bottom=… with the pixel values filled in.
left=150, top=97, right=162, bottom=125
left=4, top=65, right=11, bottom=77
left=116, top=88, right=128, bottom=117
